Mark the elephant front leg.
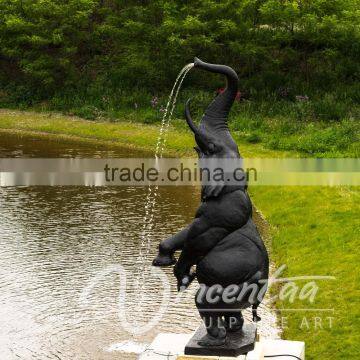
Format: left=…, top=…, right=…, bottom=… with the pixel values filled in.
left=152, top=226, right=190, bottom=267
left=172, top=217, right=210, bottom=281
left=173, top=249, right=196, bottom=290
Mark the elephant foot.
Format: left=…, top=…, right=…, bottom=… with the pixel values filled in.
left=224, top=313, right=244, bottom=333
left=198, top=316, right=226, bottom=347
left=152, top=252, right=176, bottom=267
left=197, top=330, right=226, bottom=347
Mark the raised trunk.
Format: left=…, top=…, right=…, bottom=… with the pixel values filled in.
left=194, top=57, right=238, bottom=133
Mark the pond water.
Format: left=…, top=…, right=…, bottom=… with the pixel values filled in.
left=0, top=133, right=280, bottom=359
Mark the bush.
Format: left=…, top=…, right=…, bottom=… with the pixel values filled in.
left=312, top=94, right=350, bottom=121
left=71, top=105, right=101, bottom=121
left=0, top=0, right=359, bottom=104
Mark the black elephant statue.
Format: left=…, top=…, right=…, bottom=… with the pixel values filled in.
left=153, top=57, right=269, bottom=348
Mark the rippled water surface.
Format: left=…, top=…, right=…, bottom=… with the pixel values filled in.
left=0, top=134, right=279, bottom=359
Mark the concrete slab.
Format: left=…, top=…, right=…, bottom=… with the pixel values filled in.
left=246, top=342, right=264, bottom=360
left=262, top=339, right=305, bottom=360
left=138, top=333, right=305, bottom=360
left=138, top=333, right=192, bottom=359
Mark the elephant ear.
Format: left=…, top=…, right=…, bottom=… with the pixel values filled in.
left=201, top=182, right=225, bottom=201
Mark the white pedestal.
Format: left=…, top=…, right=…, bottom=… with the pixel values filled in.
left=262, top=339, right=305, bottom=360
left=139, top=333, right=192, bottom=359
left=138, top=333, right=305, bottom=360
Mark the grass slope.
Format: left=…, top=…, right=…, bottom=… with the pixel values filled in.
left=0, top=109, right=358, bottom=359
left=0, top=109, right=295, bottom=157
left=250, top=187, right=360, bottom=359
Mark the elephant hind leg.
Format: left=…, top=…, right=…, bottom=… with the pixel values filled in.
left=224, top=311, right=244, bottom=332
left=195, top=286, right=226, bottom=346
left=197, top=314, right=226, bottom=346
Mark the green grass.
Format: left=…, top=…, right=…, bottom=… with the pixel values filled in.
left=0, top=109, right=294, bottom=157
left=250, top=186, right=360, bottom=359
left=2, top=86, right=359, bottom=157
left=0, top=109, right=194, bottom=156
left=0, top=109, right=358, bottom=359
left=51, top=93, right=359, bottom=158
left=230, top=115, right=359, bottom=158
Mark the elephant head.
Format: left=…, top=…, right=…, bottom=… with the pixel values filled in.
left=185, top=58, right=243, bottom=199
left=185, top=57, right=240, bottom=160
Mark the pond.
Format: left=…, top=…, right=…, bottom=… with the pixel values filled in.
left=0, top=133, right=280, bottom=359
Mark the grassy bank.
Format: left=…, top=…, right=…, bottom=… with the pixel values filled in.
left=250, top=186, right=359, bottom=359
left=6, top=88, right=359, bottom=158
left=0, top=109, right=358, bottom=359
left=0, top=109, right=295, bottom=157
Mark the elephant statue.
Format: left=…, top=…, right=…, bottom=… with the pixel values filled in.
left=153, top=57, right=269, bottom=348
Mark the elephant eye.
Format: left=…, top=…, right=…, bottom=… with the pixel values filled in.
left=208, top=143, right=216, bottom=153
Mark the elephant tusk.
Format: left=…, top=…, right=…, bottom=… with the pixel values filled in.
left=185, top=99, right=200, bottom=135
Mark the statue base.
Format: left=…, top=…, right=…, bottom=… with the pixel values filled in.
left=185, top=323, right=257, bottom=357
left=137, top=332, right=305, bottom=359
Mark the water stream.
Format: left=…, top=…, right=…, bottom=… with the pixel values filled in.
left=133, top=63, right=194, bottom=323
